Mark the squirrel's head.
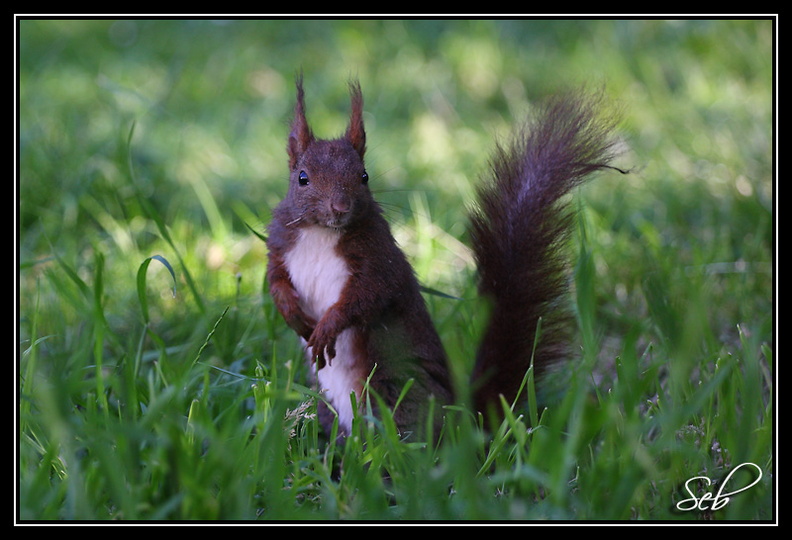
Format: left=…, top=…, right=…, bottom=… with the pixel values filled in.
left=285, top=76, right=372, bottom=230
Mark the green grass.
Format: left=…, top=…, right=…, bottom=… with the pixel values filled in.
left=17, top=19, right=774, bottom=521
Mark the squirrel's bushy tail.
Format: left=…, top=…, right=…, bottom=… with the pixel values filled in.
left=469, top=89, right=623, bottom=416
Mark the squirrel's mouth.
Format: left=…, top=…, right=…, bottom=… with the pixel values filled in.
left=323, top=218, right=349, bottom=230
left=321, top=210, right=354, bottom=230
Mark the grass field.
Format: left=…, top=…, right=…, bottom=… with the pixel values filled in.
left=17, top=18, right=774, bottom=522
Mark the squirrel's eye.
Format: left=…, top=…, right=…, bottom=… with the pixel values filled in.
left=298, top=171, right=309, bottom=186
left=361, top=171, right=369, bottom=185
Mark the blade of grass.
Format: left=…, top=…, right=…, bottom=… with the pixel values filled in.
left=136, top=254, right=177, bottom=325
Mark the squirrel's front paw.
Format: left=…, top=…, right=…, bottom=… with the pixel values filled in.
left=307, top=324, right=338, bottom=369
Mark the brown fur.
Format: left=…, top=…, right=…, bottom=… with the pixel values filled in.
left=266, top=78, right=621, bottom=437
left=267, top=77, right=452, bottom=436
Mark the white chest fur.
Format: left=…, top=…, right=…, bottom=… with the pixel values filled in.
left=283, top=226, right=349, bottom=320
left=283, top=226, right=365, bottom=432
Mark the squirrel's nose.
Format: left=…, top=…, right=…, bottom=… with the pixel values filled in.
left=330, top=194, right=352, bottom=215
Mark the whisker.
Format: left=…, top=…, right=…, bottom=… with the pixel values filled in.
left=285, top=215, right=304, bottom=227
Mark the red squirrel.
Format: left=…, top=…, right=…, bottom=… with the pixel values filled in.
left=266, top=77, right=622, bottom=437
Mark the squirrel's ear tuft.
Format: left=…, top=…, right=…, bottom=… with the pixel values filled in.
left=288, top=74, right=315, bottom=168
left=345, top=80, right=366, bottom=159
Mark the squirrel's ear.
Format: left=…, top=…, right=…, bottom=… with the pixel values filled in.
left=345, top=80, right=366, bottom=159
left=288, top=76, right=314, bottom=168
